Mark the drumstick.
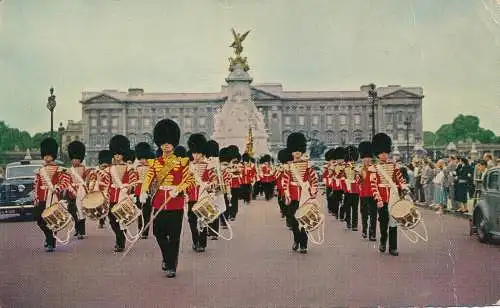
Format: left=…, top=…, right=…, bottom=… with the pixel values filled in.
left=120, top=195, right=172, bottom=260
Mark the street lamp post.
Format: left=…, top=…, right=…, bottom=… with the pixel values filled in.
left=58, top=122, right=65, bottom=162
left=368, top=83, right=378, bottom=139
left=404, top=118, right=411, bottom=163
left=46, top=87, right=56, bottom=138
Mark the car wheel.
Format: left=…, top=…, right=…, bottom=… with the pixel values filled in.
left=475, top=210, right=491, bottom=243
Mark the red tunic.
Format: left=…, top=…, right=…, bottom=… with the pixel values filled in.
left=241, top=164, right=254, bottom=185
left=369, top=161, right=407, bottom=204
left=228, top=163, right=242, bottom=188
left=66, top=165, right=92, bottom=199
left=260, top=164, right=275, bottom=183
left=34, top=163, right=71, bottom=204
left=187, top=161, right=217, bottom=201
left=281, top=161, right=318, bottom=201
left=341, top=163, right=361, bottom=194
left=359, top=165, right=374, bottom=198
left=105, top=164, right=139, bottom=204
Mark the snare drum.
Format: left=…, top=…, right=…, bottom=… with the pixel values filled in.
left=295, top=202, right=324, bottom=232
left=192, top=194, right=221, bottom=225
left=82, top=191, right=109, bottom=220
left=111, top=197, right=141, bottom=227
left=390, top=199, right=421, bottom=229
left=42, top=202, right=72, bottom=232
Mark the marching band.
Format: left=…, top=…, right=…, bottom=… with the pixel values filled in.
left=32, top=117, right=427, bottom=278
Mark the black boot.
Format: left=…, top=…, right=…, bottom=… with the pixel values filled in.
left=388, top=227, right=398, bottom=256
left=292, top=242, right=299, bottom=251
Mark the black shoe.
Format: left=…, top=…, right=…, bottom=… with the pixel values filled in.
left=77, top=234, right=85, bottom=240
left=141, top=234, right=148, bottom=239
left=345, top=224, right=351, bottom=230
left=352, top=227, right=358, bottom=231
left=46, top=245, right=55, bottom=252
left=197, top=246, right=206, bottom=252
left=292, top=242, right=299, bottom=251
left=299, top=248, right=308, bottom=254
left=362, top=232, right=367, bottom=238
left=166, top=270, right=176, bottom=278
left=369, top=237, right=376, bottom=242
left=210, top=236, right=218, bottom=240
left=230, top=217, right=235, bottom=221
left=73, top=232, right=78, bottom=237
left=113, top=245, right=124, bottom=253
left=389, top=249, right=399, bottom=256
left=379, top=244, right=386, bottom=253
left=98, top=224, right=105, bottom=229
left=192, top=244, right=198, bottom=251
left=161, top=261, right=168, bottom=271
left=222, top=225, right=228, bottom=229
left=44, top=241, right=48, bottom=248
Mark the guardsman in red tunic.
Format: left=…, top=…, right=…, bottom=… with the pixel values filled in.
left=282, top=133, right=318, bottom=254
left=240, top=153, right=254, bottom=204
left=322, top=149, right=334, bottom=215
left=134, top=142, right=154, bottom=239
left=369, top=133, right=408, bottom=256
left=187, top=133, right=217, bottom=252
left=140, top=119, right=195, bottom=278
left=358, top=141, right=377, bottom=241
left=33, top=138, right=71, bottom=252
left=226, top=146, right=241, bottom=221
left=260, top=155, right=275, bottom=200
left=88, top=150, right=113, bottom=228
left=218, top=147, right=233, bottom=229
left=342, top=146, right=361, bottom=231
left=330, top=147, right=346, bottom=219
left=66, top=141, right=92, bottom=239
left=276, top=148, right=292, bottom=228
left=105, top=135, right=139, bottom=253
left=205, top=140, right=224, bottom=239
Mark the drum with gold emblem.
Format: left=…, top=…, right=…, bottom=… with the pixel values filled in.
left=82, top=191, right=109, bottom=220
left=111, top=197, right=141, bottom=227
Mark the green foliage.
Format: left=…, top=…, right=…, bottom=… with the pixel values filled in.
left=0, top=121, right=33, bottom=152
left=31, top=132, right=53, bottom=148
left=431, top=114, right=499, bottom=145
left=423, top=131, right=436, bottom=147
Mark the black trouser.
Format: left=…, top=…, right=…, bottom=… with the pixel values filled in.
left=99, top=217, right=106, bottom=227
left=252, top=181, right=262, bottom=199
left=378, top=203, right=397, bottom=251
left=33, top=203, right=56, bottom=247
left=288, top=201, right=308, bottom=249
left=277, top=195, right=287, bottom=218
left=325, top=188, right=333, bottom=213
left=67, top=198, right=86, bottom=236
left=360, top=196, right=377, bottom=238
left=136, top=197, right=152, bottom=236
left=220, top=193, right=230, bottom=228
left=240, top=184, right=252, bottom=203
left=228, top=187, right=240, bottom=219
left=153, top=209, right=184, bottom=271
left=331, top=190, right=343, bottom=218
left=108, top=202, right=125, bottom=249
left=262, top=182, right=274, bottom=200
left=187, top=201, right=207, bottom=248
left=344, top=193, right=359, bottom=229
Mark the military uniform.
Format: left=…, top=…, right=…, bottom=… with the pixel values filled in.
left=205, top=140, right=225, bottom=239
left=330, top=147, right=346, bottom=219
left=369, top=133, right=408, bottom=256
left=342, top=146, right=361, bottom=231
left=260, top=155, right=275, bottom=200
left=358, top=141, right=377, bottom=241
left=88, top=150, right=113, bottom=228
left=106, top=135, right=139, bottom=252
left=282, top=133, right=318, bottom=253
left=140, top=119, right=195, bottom=278
left=65, top=141, right=92, bottom=239
left=240, top=154, right=255, bottom=204
left=226, top=146, right=241, bottom=221
left=134, top=142, right=154, bottom=239
left=34, top=138, right=71, bottom=252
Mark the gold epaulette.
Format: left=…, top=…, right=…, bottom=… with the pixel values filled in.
left=179, top=157, right=189, bottom=167
left=146, top=158, right=156, bottom=167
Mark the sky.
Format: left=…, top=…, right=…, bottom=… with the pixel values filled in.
left=0, top=0, right=499, bottom=135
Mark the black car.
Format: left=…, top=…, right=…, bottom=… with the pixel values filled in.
left=0, top=159, right=64, bottom=216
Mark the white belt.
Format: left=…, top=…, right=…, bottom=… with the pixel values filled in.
left=159, top=186, right=176, bottom=191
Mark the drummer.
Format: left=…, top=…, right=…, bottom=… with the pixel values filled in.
left=133, top=142, right=155, bottom=239
left=282, top=132, right=318, bottom=254
left=88, top=150, right=113, bottom=229
left=33, top=138, right=71, bottom=252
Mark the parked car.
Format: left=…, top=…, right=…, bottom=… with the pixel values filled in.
left=470, top=166, right=500, bottom=242
left=0, top=159, right=64, bottom=216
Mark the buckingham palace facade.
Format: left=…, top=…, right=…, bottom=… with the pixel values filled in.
left=80, top=83, right=423, bottom=166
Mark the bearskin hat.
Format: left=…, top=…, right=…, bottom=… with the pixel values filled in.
left=205, top=140, right=219, bottom=158
left=250, top=157, right=256, bottom=163
left=227, top=145, right=241, bottom=161
left=344, top=145, right=359, bottom=162
left=358, top=141, right=373, bottom=159
left=98, top=150, right=113, bottom=165
left=109, top=135, right=130, bottom=156
left=40, top=137, right=58, bottom=159
left=262, top=154, right=272, bottom=163
left=153, top=119, right=180, bottom=147
left=242, top=153, right=251, bottom=162
left=187, top=133, right=208, bottom=155
left=174, top=145, right=187, bottom=158
left=278, top=148, right=292, bottom=164
left=219, top=147, right=231, bottom=163
left=186, top=151, right=193, bottom=161
left=68, top=140, right=85, bottom=161
left=286, top=132, right=307, bottom=153
left=324, top=148, right=335, bottom=161
left=134, top=142, right=152, bottom=160
left=372, top=133, right=392, bottom=156
left=124, top=149, right=135, bottom=162
left=332, top=147, right=346, bottom=160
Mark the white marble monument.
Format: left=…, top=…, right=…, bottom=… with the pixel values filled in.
left=211, top=29, right=270, bottom=156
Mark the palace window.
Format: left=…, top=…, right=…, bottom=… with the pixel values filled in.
left=312, top=116, right=319, bottom=125
left=272, top=113, right=278, bottom=121
left=409, top=133, right=415, bottom=143
left=198, top=117, right=206, bottom=127
left=298, top=116, right=305, bottom=126
left=353, top=130, right=363, bottom=144
left=326, top=131, right=335, bottom=145
left=326, top=115, right=333, bottom=125
left=398, top=132, right=405, bottom=142
left=90, top=118, right=97, bottom=127
left=185, top=117, right=193, bottom=129
left=143, top=118, right=151, bottom=127
left=101, top=118, right=108, bottom=127
left=354, top=114, right=361, bottom=125
left=284, top=116, right=291, bottom=125
left=112, top=118, right=118, bottom=127
left=340, top=115, right=347, bottom=126
left=129, top=118, right=137, bottom=127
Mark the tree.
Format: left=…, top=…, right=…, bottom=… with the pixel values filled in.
left=423, top=131, right=436, bottom=147
left=432, top=114, right=499, bottom=145
left=31, top=132, right=53, bottom=149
